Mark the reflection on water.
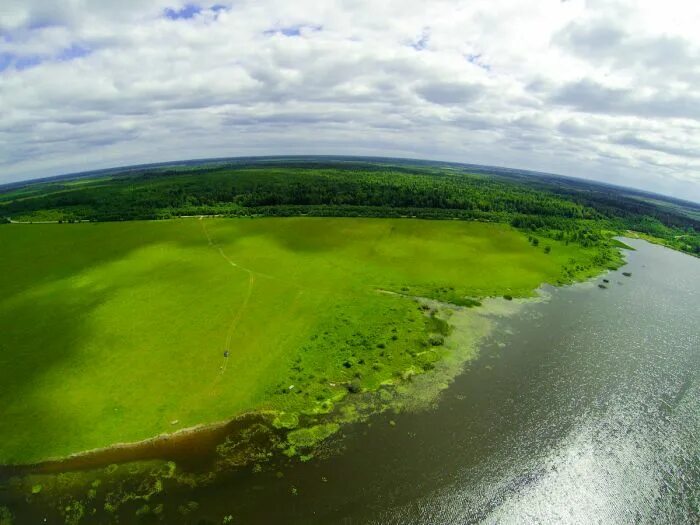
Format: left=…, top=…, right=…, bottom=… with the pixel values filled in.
left=1, top=238, right=698, bottom=524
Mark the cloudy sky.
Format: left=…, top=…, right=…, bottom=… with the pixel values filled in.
left=1, top=0, right=699, bottom=200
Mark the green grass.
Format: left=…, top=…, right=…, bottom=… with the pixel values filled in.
left=0, top=217, right=615, bottom=464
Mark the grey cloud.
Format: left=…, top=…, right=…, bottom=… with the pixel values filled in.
left=550, top=79, right=700, bottom=121
left=559, top=20, right=625, bottom=53
left=221, top=111, right=355, bottom=128
left=611, top=132, right=700, bottom=159
left=557, top=118, right=599, bottom=137
left=556, top=19, right=700, bottom=81
left=416, top=81, right=482, bottom=105
left=450, top=113, right=499, bottom=131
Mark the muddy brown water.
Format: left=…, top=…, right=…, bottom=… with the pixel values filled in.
left=0, top=414, right=270, bottom=477
left=1, top=238, right=698, bottom=524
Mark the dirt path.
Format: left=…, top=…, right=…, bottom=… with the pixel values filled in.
left=221, top=272, right=255, bottom=376
left=199, top=218, right=256, bottom=378
left=199, top=217, right=300, bottom=285
left=197, top=217, right=307, bottom=381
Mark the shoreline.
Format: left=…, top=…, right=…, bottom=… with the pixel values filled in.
left=0, top=412, right=275, bottom=476
left=0, top=291, right=553, bottom=475
left=0, top=242, right=629, bottom=474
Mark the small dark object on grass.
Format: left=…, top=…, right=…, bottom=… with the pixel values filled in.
left=622, top=272, right=632, bottom=277
left=603, top=279, right=609, bottom=283
left=347, top=380, right=361, bottom=394
left=429, top=334, right=445, bottom=346
left=224, top=350, right=229, bottom=358
left=503, top=295, right=513, bottom=301
left=342, top=361, right=352, bottom=368
left=598, top=284, right=607, bottom=289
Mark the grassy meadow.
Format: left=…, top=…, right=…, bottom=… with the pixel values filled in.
left=0, top=217, right=615, bottom=464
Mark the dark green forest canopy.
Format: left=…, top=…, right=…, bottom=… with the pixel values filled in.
left=1, top=157, right=698, bottom=255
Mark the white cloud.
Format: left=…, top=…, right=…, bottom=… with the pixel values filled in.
left=0, top=0, right=698, bottom=201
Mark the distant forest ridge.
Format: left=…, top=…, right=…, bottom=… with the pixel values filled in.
left=1, top=156, right=698, bottom=256
left=2, top=155, right=699, bottom=209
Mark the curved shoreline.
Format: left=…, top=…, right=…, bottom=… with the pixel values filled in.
left=0, top=297, right=544, bottom=476
left=0, top=412, right=275, bottom=476
left=0, top=253, right=626, bottom=476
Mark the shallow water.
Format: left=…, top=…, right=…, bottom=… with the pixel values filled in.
left=2, top=238, right=699, bottom=524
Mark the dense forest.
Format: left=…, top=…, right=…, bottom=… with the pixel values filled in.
left=1, top=157, right=698, bottom=256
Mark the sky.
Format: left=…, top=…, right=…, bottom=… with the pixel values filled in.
left=0, top=0, right=699, bottom=201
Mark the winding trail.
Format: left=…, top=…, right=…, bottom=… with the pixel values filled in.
left=221, top=272, right=255, bottom=376
left=199, top=218, right=257, bottom=378
left=199, top=217, right=301, bottom=285
left=199, top=218, right=304, bottom=380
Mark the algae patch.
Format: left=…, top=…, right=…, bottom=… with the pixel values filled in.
left=272, top=412, right=300, bottom=430
left=285, top=423, right=341, bottom=455
left=0, top=506, right=13, bottom=525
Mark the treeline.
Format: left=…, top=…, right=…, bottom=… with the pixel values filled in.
left=1, top=161, right=698, bottom=255
left=0, top=166, right=596, bottom=221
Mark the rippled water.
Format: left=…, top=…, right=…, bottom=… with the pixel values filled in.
left=2, top=238, right=698, bottom=524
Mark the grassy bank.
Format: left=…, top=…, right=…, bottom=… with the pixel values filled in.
left=0, top=217, right=621, bottom=464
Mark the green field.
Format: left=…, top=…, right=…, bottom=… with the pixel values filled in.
left=0, top=217, right=616, bottom=464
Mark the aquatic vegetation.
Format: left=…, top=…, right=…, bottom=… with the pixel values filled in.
left=272, top=412, right=300, bottom=430
left=286, top=423, right=341, bottom=452
left=59, top=500, right=84, bottom=525
left=177, top=500, right=199, bottom=515
left=0, top=506, right=13, bottom=525
left=215, top=423, right=281, bottom=468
